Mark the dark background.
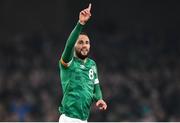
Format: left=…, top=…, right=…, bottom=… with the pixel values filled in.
left=0, top=0, right=180, bottom=121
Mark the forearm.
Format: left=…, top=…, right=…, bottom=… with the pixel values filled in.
left=61, top=22, right=84, bottom=63
left=94, top=84, right=103, bottom=101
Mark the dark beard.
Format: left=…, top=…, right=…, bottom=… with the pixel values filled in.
left=75, top=50, right=88, bottom=60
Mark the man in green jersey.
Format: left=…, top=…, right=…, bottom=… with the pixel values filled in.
left=59, top=3, right=107, bottom=122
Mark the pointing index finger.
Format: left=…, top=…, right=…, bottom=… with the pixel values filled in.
left=87, top=3, right=91, bottom=11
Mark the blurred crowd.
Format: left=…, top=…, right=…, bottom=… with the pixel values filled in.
left=0, top=29, right=180, bottom=121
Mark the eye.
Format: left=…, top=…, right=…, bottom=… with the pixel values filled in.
left=78, top=40, right=83, bottom=44
left=86, top=41, right=89, bottom=44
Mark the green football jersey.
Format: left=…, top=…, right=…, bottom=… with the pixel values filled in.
left=59, top=57, right=100, bottom=120
left=58, top=22, right=103, bottom=120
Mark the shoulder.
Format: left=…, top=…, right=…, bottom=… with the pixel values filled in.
left=87, top=58, right=96, bottom=65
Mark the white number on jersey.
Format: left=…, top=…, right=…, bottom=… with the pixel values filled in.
left=89, top=69, right=94, bottom=80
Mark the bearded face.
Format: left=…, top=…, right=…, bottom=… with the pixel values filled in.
left=74, top=34, right=90, bottom=60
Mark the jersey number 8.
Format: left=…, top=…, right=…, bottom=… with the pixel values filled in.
left=89, top=69, right=94, bottom=80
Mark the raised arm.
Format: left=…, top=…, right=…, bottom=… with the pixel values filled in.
left=61, top=4, right=92, bottom=67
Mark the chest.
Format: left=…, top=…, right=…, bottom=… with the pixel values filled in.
left=69, top=60, right=97, bottom=82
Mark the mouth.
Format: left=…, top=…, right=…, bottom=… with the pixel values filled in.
left=80, top=49, right=88, bottom=55
left=75, top=48, right=89, bottom=59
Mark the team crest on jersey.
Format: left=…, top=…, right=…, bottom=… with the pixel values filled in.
left=91, top=66, right=96, bottom=73
left=80, top=64, right=85, bottom=69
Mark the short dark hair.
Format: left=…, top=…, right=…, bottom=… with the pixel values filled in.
left=80, top=32, right=88, bottom=36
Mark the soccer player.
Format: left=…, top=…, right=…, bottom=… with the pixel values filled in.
left=59, top=3, right=107, bottom=123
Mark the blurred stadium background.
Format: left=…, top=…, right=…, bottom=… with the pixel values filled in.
left=0, top=0, right=180, bottom=121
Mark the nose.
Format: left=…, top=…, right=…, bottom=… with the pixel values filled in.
left=82, top=43, right=88, bottom=48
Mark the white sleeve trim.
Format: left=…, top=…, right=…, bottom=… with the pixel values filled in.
left=94, top=79, right=99, bottom=84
